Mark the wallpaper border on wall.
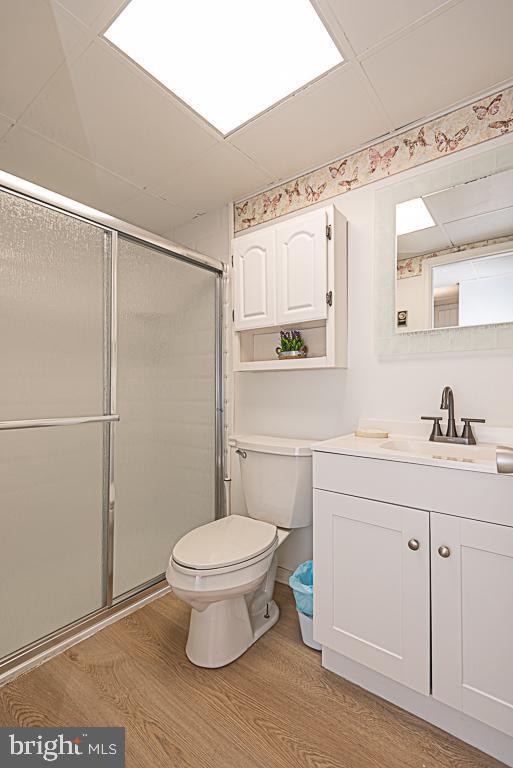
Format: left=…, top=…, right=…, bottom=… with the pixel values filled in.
left=397, top=234, right=513, bottom=280
left=234, top=87, right=513, bottom=233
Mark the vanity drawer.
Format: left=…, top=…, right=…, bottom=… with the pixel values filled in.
left=313, top=451, right=513, bottom=526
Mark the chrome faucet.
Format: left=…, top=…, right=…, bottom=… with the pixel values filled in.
left=422, top=386, right=485, bottom=445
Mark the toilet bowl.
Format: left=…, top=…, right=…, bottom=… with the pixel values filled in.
left=167, top=434, right=313, bottom=668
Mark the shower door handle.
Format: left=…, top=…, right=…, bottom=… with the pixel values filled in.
left=0, top=414, right=120, bottom=431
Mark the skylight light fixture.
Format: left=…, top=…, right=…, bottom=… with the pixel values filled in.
left=104, top=0, right=343, bottom=135
left=396, top=197, right=435, bottom=236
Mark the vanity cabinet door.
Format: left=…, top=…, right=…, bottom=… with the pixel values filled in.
left=233, top=228, right=276, bottom=330
left=431, top=513, right=513, bottom=737
left=314, top=490, right=430, bottom=694
left=275, top=209, right=328, bottom=324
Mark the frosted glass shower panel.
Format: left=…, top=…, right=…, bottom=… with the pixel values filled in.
left=114, top=238, right=217, bottom=597
left=0, top=191, right=106, bottom=419
left=0, top=424, right=105, bottom=659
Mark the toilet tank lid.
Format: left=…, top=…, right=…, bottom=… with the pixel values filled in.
left=229, top=434, right=313, bottom=456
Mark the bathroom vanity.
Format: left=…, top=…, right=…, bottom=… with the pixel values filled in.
left=313, top=421, right=513, bottom=767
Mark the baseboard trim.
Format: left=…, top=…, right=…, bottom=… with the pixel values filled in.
left=0, top=584, right=171, bottom=688
left=323, top=648, right=513, bottom=768
left=276, top=565, right=292, bottom=586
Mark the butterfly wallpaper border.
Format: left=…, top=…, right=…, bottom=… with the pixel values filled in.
left=233, top=88, right=513, bottom=233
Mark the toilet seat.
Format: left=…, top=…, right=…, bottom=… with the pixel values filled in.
left=172, top=515, right=278, bottom=572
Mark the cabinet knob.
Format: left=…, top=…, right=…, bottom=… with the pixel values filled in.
left=408, top=538, right=420, bottom=551
left=438, top=545, right=451, bottom=558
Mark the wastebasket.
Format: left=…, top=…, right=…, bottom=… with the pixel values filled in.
left=289, top=560, right=321, bottom=651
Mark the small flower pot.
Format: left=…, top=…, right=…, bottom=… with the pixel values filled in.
left=275, top=347, right=307, bottom=360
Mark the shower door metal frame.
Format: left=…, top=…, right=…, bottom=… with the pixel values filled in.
left=0, top=172, right=225, bottom=677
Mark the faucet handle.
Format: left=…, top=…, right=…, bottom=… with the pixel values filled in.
left=421, top=416, right=443, bottom=441
left=461, top=418, right=485, bottom=446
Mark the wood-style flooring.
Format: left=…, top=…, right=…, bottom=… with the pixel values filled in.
left=0, top=583, right=504, bottom=767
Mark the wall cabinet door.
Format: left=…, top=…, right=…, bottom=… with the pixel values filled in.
left=233, top=229, right=275, bottom=330
left=432, top=513, right=513, bottom=737
left=276, top=209, right=328, bottom=324
left=314, top=490, right=430, bottom=694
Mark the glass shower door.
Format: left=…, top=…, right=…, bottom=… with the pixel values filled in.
left=114, top=237, right=218, bottom=598
left=0, top=190, right=109, bottom=660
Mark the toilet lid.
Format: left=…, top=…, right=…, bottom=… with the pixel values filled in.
left=172, top=515, right=278, bottom=570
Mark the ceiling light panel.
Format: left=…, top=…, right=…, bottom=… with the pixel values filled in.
left=104, top=0, right=343, bottom=135
left=396, top=197, right=435, bottom=236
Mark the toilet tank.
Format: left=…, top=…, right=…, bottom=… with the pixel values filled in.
left=230, top=435, right=313, bottom=528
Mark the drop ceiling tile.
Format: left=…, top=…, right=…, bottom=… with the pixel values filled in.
left=0, top=114, right=14, bottom=141
left=473, top=252, right=513, bottom=278
left=319, top=0, right=448, bottom=54
left=0, top=125, right=136, bottom=211
left=362, top=0, right=513, bottom=128
left=444, top=207, right=513, bottom=245
left=230, top=65, right=388, bottom=180
left=425, top=169, right=513, bottom=223
left=0, top=1, right=87, bottom=119
left=150, top=143, right=275, bottom=213
left=54, top=0, right=125, bottom=27
left=397, top=225, right=452, bottom=256
left=107, top=190, right=193, bottom=234
left=22, top=40, right=219, bottom=188
left=0, top=125, right=192, bottom=234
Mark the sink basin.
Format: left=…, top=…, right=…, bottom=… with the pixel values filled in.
left=380, top=438, right=497, bottom=466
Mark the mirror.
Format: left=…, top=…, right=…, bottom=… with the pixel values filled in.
left=395, top=167, right=513, bottom=333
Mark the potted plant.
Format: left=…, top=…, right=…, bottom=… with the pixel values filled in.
left=275, top=329, right=307, bottom=360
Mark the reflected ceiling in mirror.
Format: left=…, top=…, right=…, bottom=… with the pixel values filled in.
left=395, top=167, right=513, bottom=333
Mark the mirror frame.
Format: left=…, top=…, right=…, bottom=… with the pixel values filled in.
left=374, top=139, right=513, bottom=355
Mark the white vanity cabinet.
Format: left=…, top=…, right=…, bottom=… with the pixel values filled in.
left=314, top=490, right=430, bottom=694
left=232, top=206, right=347, bottom=371
left=431, top=513, right=513, bottom=736
left=313, top=445, right=513, bottom=765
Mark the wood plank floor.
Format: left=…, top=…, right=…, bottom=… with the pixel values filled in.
left=0, top=583, right=504, bottom=768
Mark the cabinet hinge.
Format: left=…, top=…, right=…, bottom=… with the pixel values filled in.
left=326, top=224, right=332, bottom=240
left=326, top=290, right=333, bottom=307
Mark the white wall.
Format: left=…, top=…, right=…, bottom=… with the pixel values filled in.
left=172, top=148, right=513, bottom=575
left=235, top=182, right=513, bottom=433
left=460, top=273, right=513, bottom=326
left=396, top=273, right=428, bottom=332
left=170, top=205, right=231, bottom=265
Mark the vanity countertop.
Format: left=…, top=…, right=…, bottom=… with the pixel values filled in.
left=312, top=420, right=513, bottom=475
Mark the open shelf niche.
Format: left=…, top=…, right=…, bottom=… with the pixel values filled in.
left=235, top=319, right=329, bottom=371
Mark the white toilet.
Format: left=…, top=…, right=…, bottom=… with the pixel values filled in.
left=166, top=434, right=313, bottom=668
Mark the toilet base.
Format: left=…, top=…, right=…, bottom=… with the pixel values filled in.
left=186, top=597, right=280, bottom=668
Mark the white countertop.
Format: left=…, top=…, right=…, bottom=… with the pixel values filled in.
left=312, top=419, right=513, bottom=475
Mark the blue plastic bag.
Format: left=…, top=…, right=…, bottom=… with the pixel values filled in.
left=289, top=560, right=314, bottom=618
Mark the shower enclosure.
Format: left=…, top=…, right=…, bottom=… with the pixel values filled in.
left=0, top=174, right=224, bottom=674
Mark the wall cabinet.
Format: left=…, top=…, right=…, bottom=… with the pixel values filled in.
left=313, top=449, right=513, bottom=750
left=233, top=228, right=275, bottom=330
left=275, top=210, right=328, bottom=325
left=232, top=206, right=347, bottom=371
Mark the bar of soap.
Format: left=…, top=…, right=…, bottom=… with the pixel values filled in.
left=355, top=429, right=389, bottom=439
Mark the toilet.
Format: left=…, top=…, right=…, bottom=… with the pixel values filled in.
left=166, top=434, right=313, bottom=668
